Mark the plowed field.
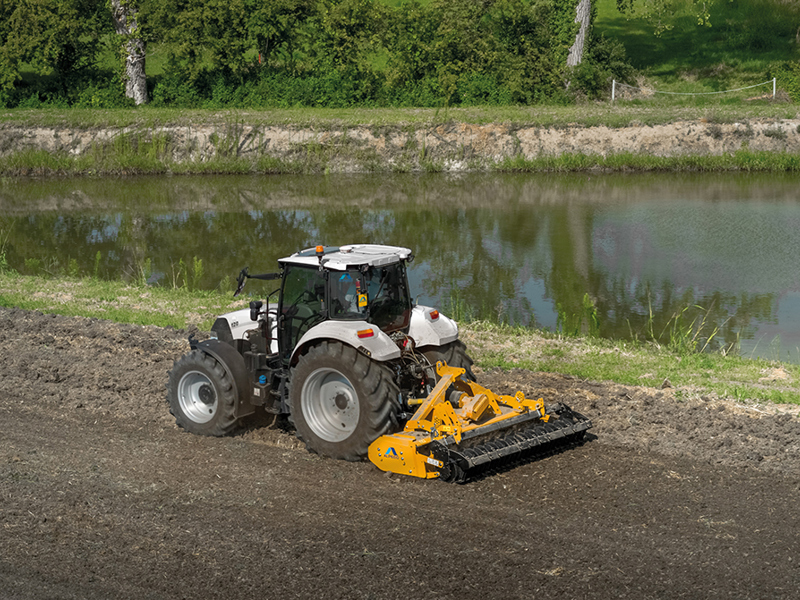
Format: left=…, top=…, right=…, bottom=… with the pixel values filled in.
left=2, top=308, right=799, bottom=599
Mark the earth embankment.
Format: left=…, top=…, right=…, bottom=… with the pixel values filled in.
left=3, top=118, right=800, bottom=172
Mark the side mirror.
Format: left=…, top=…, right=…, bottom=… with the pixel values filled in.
left=234, top=267, right=249, bottom=297
left=249, top=300, right=263, bottom=322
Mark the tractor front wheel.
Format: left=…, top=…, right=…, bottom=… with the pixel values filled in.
left=167, top=349, right=239, bottom=436
left=288, top=341, right=399, bottom=461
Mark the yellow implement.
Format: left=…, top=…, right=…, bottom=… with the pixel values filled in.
left=368, top=362, right=592, bottom=482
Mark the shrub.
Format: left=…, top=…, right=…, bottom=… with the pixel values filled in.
left=570, top=34, right=636, bottom=100
left=770, top=61, right=800, bottom=102
left=73, top=79, right=132, bottom=109
left=150, top=72, right=203, bottom=108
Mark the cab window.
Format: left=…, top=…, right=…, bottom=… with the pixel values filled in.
left=280, top=266, right=326, bottom=356
left=329, top=263, right=411, bottom=332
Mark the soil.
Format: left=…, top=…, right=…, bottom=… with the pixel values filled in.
left=2, top=307, right=800, bottom=599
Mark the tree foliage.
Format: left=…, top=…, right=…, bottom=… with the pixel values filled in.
left=244, top=0, right=316, bottom=71
left=0, top=0, right=636, bottom=107
left=383, top=0, right=583, bottom=105
left=616, top=0, right=722, bottom=35
left=309, top=0, right=389, bottom=74
left=0, top=0, right=109, bottom=92
left=144, top=0, right=252, bottom=81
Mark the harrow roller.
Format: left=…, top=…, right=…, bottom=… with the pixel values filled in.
left=368, top=363, right=592, bottom=481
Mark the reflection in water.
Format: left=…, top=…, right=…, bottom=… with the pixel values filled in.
left=1, top=173, right=799, bottom=362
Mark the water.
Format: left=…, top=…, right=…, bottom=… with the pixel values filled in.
left=2, top=172, right=799, bottom=362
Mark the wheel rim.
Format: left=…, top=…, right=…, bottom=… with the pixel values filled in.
left=301, top=367, right=360, bottom=442
left=177, top=370, right=218, bottom=424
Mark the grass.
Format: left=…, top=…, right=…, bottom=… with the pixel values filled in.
left=2, top=101, right=798, bottom=130
left=594, top=0, right=800, bottom=89
left=5, top=139, right=800, bottom=176
left=496, top=150, right=800, bottom=173
left=1, top=270, right=797, bottom=406
left=461, top=320, right=800, bottom=406
left=0, top=270, right=246, bottom=330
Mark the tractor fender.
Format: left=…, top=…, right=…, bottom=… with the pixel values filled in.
left=211, top=302, right=278, bottom=352
left=211, top=307, right=254, bottom=341
left=191, top=338, right=255, bottom=419
left=408, top=305, right=459, bottom=348
left=212, top=304, right=279, bottom=353
left=291, top=321, right=401, bottom=364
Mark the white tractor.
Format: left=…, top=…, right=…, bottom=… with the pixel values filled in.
left=167, top=244, right=591, bottom=481
left=168, top=245, right=473, bottom=459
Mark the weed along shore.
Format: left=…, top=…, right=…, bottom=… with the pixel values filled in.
left=3, top=110, right=800, bottom=174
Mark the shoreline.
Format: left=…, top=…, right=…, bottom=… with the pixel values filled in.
left=0, top=272, right=798, bottom=407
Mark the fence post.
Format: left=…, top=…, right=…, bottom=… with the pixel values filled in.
left=612, top=79, right=616, bottom=102
left=773, top=77, right=776, bottom=99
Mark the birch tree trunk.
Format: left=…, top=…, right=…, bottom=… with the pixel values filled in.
left=567, top=0, right=591, bottom=67
left=111, top=0, right=148, bottom=105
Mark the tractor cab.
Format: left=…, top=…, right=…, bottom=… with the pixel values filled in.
left=277, top=245, right=413, bottom=360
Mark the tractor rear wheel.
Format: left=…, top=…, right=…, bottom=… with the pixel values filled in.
left=288, top=341, right=400, bottom=461
left=167, top=349, right=239, bottom=436
left=422, top=340, right=476, bottom=383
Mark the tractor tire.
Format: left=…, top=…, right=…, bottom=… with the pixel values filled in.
left=288, top=341, right=400, bottom=461
left=422, top=340, right=476, bottom=383
left=167, top=349, right=239, bottom=437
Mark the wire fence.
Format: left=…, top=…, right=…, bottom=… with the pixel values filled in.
left=611, top=78, right=776, bottom=101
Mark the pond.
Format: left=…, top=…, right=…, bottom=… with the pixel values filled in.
left=2, top=172, right=799, bottom=362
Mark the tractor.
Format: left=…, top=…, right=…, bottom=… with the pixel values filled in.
left=167, top=244, right=591, bottom=481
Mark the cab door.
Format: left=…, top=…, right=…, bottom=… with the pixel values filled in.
left=278, top=265, right=327, bottom=359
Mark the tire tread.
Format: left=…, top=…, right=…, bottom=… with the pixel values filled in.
left=287, top=341, right=399, bottom=461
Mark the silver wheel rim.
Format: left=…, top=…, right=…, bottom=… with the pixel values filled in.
left=177, top=370, right=217, bottom=424
left=301, top=367, right=359, bottom=442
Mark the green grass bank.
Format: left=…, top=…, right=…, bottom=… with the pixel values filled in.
left=1, top=271, right=797, bottom=407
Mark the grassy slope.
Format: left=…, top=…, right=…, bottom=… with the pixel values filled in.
left=594, top=0, right=800, bottom=90
left=1, top=271, right=797, bottom=406
left=2, top=99, right=799, bottom=130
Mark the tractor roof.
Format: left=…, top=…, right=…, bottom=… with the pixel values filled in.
left=279, top=244, right=413, bottom=271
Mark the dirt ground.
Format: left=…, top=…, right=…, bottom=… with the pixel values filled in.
left=2, top=307, right=800, bottom=599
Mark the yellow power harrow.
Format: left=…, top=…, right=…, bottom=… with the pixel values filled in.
left=368, top=363, right=592, bottom=482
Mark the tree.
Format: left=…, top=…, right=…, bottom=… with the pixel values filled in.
left=147, top=0, right=250, bottom=83
left=0, top=0, right=18, bottom=91
left=385, top=0, right=436, bottom=86
left=0, top=0, right=108, bottom=93
left=567, top=0, right=591, bottom=67
left=427, top=0, right=492, bottom=104
left=308, top=0, right=389, bottom=75
left=244, top=0, right=315, bottom=72
left=383, top=0, right=583, bottom=104
left=111, top=0, right=147, bottom=105
left=489, top=0, right=563, bottom=101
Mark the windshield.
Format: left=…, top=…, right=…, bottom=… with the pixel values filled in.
left=330, top=262, right=411, bottom=332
